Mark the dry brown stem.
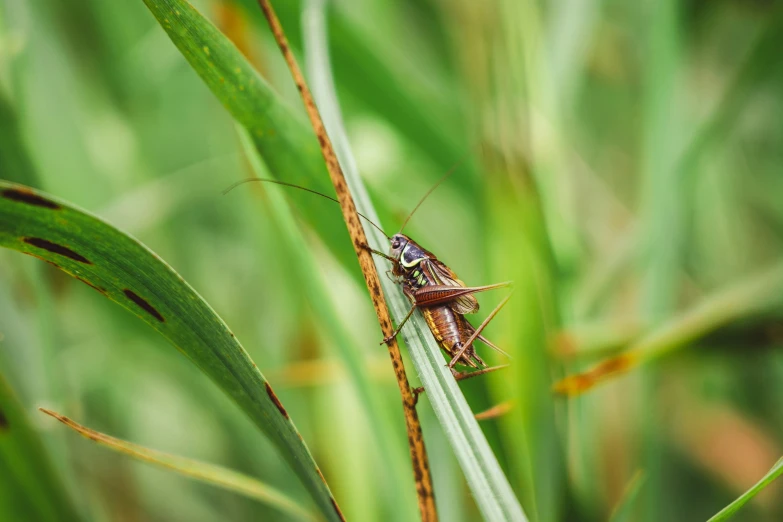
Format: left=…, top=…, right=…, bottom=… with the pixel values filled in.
left=256, top=2, right=438, bottom=520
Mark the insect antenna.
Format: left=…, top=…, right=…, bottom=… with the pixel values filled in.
left=223, top=178, right=391, bottom=239
left=398, top=159, right=465, bottom=234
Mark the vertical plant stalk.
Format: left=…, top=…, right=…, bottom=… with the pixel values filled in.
left=255, top=1, right=438, bottom=520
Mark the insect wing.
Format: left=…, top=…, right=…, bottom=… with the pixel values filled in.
left=413, top=282, right=512, bottom=307
left=423, top=259, right=479, bottom=314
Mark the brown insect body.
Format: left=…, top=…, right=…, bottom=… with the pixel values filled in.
left=223, top=177, right=510, bottom=375
left=389, top=233, right=491, bottom=368
left=421, top=306, right=485, bottom=368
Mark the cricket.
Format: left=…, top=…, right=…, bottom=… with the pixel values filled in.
left=224, top=175, right=512, bottom=386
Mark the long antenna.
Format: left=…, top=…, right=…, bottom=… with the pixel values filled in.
left=223, top=178, right=391, bottom=239
left=398, top=159, right=465, bottom=234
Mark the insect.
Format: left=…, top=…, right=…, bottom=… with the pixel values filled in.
left=376, top=232, right=511, bottom=382
left=224, top=174, right=512, bottom=384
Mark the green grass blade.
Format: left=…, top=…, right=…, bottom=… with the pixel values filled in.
left=0, top=181, right=344, bottom=522
left=302, top=2, right=527, bottom=520
left=40, top=408, right=317, bottom=522
left=140, top=0, right=355, bottom=274
left=707, top=457, right=783, bottom=522
left=0, top=373, right=82, bottom=522
left=608, top=470, right=646, bottom=522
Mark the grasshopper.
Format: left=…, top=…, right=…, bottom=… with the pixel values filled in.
left=225, top=175, right=512, bottom=385
left=373, top=232, right=511, bottom=382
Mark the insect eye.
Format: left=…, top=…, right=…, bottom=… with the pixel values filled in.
left=392, top=240, right=400, bottom=249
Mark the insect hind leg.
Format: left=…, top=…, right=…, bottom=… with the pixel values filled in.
left=451, top=364, right=510, bottom=382
left=447, top=293, right=512, bottom=369
left=381, top=304, right=417, bottom=345
left=450, top=342, right=485, bottom=368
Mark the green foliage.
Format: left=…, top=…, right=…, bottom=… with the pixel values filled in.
left=2, top=0, right=783, bottom=520
left=0, top=180, right=343, bottom=522
left=141, top=0, right=355, bottom=274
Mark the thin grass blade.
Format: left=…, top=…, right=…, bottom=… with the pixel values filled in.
left=608, top=470, right=647, bottom=522
left=707, top=457, right=783, bottom=522
left=39, top=408, right=317, bottom=522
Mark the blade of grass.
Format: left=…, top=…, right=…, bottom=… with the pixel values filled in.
left=39, top=408, right=317, bottom=522
left=302, top=1, right=527, bottom=520
left=255, top=0, right=438, bottom=519
left=608, top=470, right=647, bottom=522
left=554, top=262, right=783, bottom=396
left=0, top=180, right=344, bottom=522
left=707, top=457, right=783, bottom=522
left=0, top=373, right=82, bottom=522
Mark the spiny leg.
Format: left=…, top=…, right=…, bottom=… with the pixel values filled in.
left=451, top=364, right=509, bottom=382
left=381, top=304, right=417, bottom=345
left=412, top=281, right=512, bottom=308
left=448, top=293, right=512, bottom=369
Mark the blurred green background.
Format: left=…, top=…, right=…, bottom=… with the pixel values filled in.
left=2, top=0, right=783, bottom=520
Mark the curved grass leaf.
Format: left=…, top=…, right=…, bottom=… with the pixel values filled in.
left=40, top=408, right=317, bottom=522
left=0, top=373, right=81, bottom=522
left=141, top=0, right=354, bottom=274
left=707, top=457, right=783, bottom=522
left=0, top=180, right=344, bottom=522
left=302, top=2, right=527, bottom=520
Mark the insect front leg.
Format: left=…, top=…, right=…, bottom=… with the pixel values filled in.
left=381, top=304, right=417, bottom=345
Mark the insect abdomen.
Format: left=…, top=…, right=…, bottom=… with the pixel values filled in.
left=422, top=306, right=485, bottom=368
left=422, top=306, right=461, bottom=351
